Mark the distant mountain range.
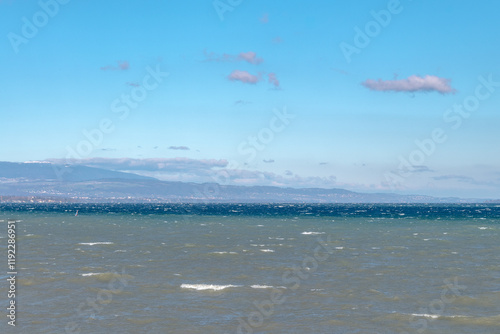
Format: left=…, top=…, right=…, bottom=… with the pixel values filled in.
left=0, top=161, right=489, bottom=203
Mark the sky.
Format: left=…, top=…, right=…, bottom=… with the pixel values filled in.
left=1, top=0, right=499, bottom=199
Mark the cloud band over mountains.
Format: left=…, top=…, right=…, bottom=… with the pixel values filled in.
left=46, top=157, right=337, bottom=188
left=48, top=157, right=227, bottom=172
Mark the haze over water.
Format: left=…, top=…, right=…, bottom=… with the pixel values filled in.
left=1, top=203, right=499, bottom=333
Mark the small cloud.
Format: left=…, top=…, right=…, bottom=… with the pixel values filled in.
left=433, top=175, right=475, bottom=183
left=432, top=174, right=499, bottom=187
left=204, top=50, right=263, bottom=64
left=126, top=82, right=140, bottom=87
left=272, top=36, right=282, bottom=44
left=100, top=148, right=117, bottom=152
left=228, top=70, right=261, bottom=84
left=412, top=165, right=433, bottom=173
left=235, top=100, right=252, bottom=105
left=362, top=75, right=456, bottom=94
left=101, top=61, right=129, bottom=71
left=153, top=146, right=159, bottom=149
left=331, top=67, right=349, bottom=76
left=260, top=13, right=269, bottom=23
left=238, top=51, right=263, bottom=65
left=268, top=73, right=280, bottom=89
left=319, top=162, right=328, bottom=165
left=118, top=61, right=129, bottom=70
left=263, top=159, right=275, bottom=163
left=285, top=170, right=293, bottom=176
left=169, top=146, right=190, bottom=150
left=203, top=49, right=233, bottom=62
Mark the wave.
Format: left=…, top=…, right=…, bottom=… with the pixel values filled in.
left=180, top=284, right=285, bottom=291
left=410, top=313, right=441, bottom=319
left=397, top=312, right=500, bottom=326
left=80, top=273, right=102, bottom=277
left=301, top=232, right=325, bottom=235
left=78, top=242, right=114, bottom=246
left=79, top=272, right=133, bottom=282
left=250, top=285, right=286, bottom=289
left=180, top=284, right=241, bottom=291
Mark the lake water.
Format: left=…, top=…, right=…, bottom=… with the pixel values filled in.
left=1, top=203, right=499, bottom=333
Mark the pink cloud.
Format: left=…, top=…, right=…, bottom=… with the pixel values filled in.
left=204, top=50, right=263, bottom=64
left=118, top=61, right=129, bottom=70
left=204, top=50, right=232, bottom=62
left=238, top=51, right=263, bottom=64
left=260, top=13, right=269, bottom=23
left=331, top=67, right=349, bottom=76
left=362, top=75, right=456, bottom=94
left=268, top=73, right=280, bottom=89
left=100, top=60, right=129, bottom=71
left=228, top=70, right=261, bottom=84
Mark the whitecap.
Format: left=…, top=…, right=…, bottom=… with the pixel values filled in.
left=260, top=249, right=274, bottom=252
left=180, top=284, right=241, bottom=291
left=411, top=313, right=440, bottom=319
left=80, top=273, right=102, bottom=277
left=301, top=232, right=325, bottom=235
left=250, top=285, right=286, bottom=289
left=251, top=285, right=274, bottom=289
left=78, top=242, right=114, bottom=246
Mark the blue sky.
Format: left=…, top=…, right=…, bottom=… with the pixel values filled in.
left=1, top=0, right=499, bottom=198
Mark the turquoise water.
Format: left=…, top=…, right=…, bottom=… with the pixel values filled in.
left=0, top=204, right=499, bottom=333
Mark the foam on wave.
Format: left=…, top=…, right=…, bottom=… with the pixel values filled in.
left=301, top=232, right=325, bottom=235
left=180, top=284, right=241, bottom=291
